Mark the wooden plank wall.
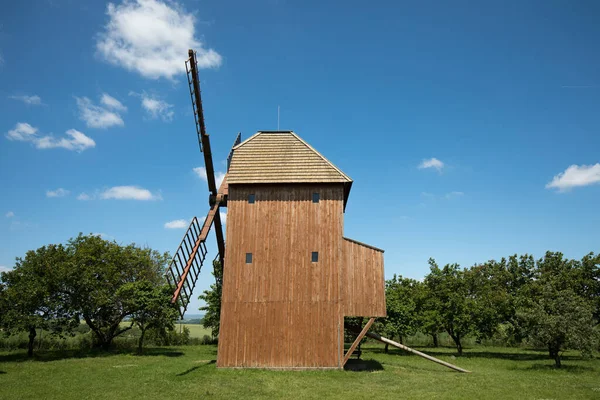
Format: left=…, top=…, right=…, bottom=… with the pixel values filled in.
left=217, top=183, right=345, bottom=368
left=342, top=238, right=386, bottom=317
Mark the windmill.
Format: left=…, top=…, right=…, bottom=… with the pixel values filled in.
left=165, top=49, right=236, bottom=318
left=167, top=49, right=469, bottom=372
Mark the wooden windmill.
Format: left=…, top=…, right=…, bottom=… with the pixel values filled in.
left=168, top=50, right=468, bottom=372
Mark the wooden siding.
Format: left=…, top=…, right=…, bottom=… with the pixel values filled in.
left=218, top=183, right=345, bottom=368
left=342, top=238, right=386, bottom=317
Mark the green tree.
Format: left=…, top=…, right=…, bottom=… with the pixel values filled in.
left=414, top=281, right=443, bottom=347
left=199, top=259, right=223, bottom=338
left=465, top=260, right=512, bottom=342
left=381, top=275, right=418, bottom=350
left=517, top=251, right=599, bottom=367
left=574, top=252, right=600, bottom=323
left=119, top=282, right=179, bottom=353
left=63, top=234, right=170, bottom=349
left=425, top=258, right=474, bottom=355
left=518, top=286, right=597, bottom=367
left=0, top=245, right=77, bottom=357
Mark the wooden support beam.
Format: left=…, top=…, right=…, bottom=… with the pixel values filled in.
left=343, top=317, right=375, bottom=366
left=362, top=330, right=471, bottom=373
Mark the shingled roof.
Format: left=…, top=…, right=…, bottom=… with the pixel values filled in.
left=227, top=131, right=353, bottom=207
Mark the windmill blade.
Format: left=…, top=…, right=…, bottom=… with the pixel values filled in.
left=166, top=177, right=228, bottom=318
left=212, top=176, right=227, bottom=268
left=186, top=49, right=218, bottom=196
left=170, top=49, right=228, bottom=318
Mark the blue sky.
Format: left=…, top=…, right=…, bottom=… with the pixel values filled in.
left=1, top=0, right=599, bottom=312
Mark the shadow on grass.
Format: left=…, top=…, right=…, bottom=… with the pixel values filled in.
left=367, top=346, right=582, bottom=363
left=525, top=363, right=595, bottom=373
left=417, top=350, right=580, bottom=362
left=344, top=358, right=384, bottom=372
left=0, top=371, right=6, bottom=374
left=0, top=347, right=185, bottom=363
left=176, top=360, right=216, bottom=376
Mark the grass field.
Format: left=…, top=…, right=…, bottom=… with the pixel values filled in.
left=1, top=344, right=599, bottom=399
left=178, top=323, right=212, bottom=339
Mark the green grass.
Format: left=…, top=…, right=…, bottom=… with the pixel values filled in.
left=178, top=323, right=212, bottom=339
left=1, top=344, right=599, bottom=399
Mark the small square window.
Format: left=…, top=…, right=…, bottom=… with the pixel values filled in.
left=311, top=252, right=319, bottom=263
left=312, top=193, right=320, bottom=203
left=246, top=253, right=253, bottom=263
left=248, top=194, right=255, bottom=204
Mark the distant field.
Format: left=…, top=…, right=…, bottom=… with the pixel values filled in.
left=1, top=344, right=599, bottom=399
left=178, top=323, right=212, bottom=339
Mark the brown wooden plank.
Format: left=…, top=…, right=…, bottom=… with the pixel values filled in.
left=218, top=183, right=344, bottom=368
left=342, top=317, right=375, bottom=366
left=342, top=238, right=386, bottom=317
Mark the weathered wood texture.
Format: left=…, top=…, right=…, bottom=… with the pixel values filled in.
left=218, top=183, right=345, bottom=368
left=342, top=238, right=386, bottom=317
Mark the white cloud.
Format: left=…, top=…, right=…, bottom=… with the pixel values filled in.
left=46, top=188, right=70, bottom=198
left=445, top=191, right=464, bottom=199
left=219, top=211, right=227, bottom=225
left=96, top=0, right=222, bottom=80
left=193, top=166, right=207, bottom=180
left=5, top=123, right=95, bottom=152
left=76, top=96, right=125, bottom=128
left=100, top=93, right=127, bottom=111
left=193, top=166, right=225, bottom=188
left=9, top=95, right=43, bottom=105
left=100, top=185, right=161, bottom=200
left=546, top=163, right=600, bottom=192
left=77, top=193, right=92, bottom=201
left=35, top=129, right=96, bottom=152
left=5, top=211, right=14, bottom=218
left=6, top=122, right=38, bottom=141
left=0, top=265, right=12, bottom=273
left=93, top=232, right=115, bottom=240
left=140, top=94, right=174, bottom=121
left=418, top=157, right=444, bottom=172
left=164, top=219, right=188, bottom=229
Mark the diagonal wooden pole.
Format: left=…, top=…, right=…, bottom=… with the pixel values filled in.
left=343, top=317, right=375, bottom=366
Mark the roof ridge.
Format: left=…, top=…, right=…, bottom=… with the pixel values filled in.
left=232, top=132, right=261, bottom=150
left=289, top=132, right=352, bottom=182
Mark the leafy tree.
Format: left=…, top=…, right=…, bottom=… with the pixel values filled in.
left=199, top=259, right=223, bottom=338
left=465, top=260, right=512, bottom=342
left=118, top=282, right=179, bottom=353
left=502, top=254, right=536, bottom=344
left=425, top=258, right=474, bottom=355
left=0, top=245, right=77, bottom=357
left=517, top=251, right=599, bottom=367
left=381, top=275, right=418, bottom=350
left=413, top=282, right=444, bottom=347
left=518, top=286, right=597, bottom=367
left=574, top=252, right=600, bottom=323
left=63, top=234, right=170, bottom=349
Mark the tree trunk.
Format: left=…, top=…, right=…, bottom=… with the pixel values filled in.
left=449, top=332, right=463, bottom=356
left=28, top=326, right=37, bottom=357
left=138, top=328, right=146, bottom=354
left=548, top=344, right=556, bottom=359
left=399, top=336, right=404, bottom=345
left=554, top=353, right=561, bottom=368
left=384, top=343, right=389, bottom=353
left=549, top=343, right=561, bottom=368
left=432, top=333, right=439, bottom=348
